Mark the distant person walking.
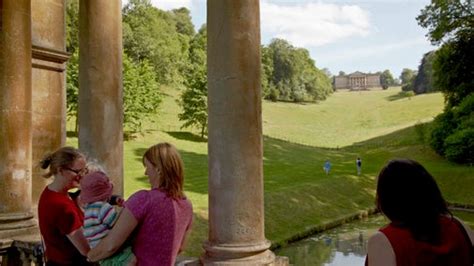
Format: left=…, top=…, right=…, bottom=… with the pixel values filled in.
left=323, top=160, right=331, bottom=175
left=356, top=157, right=362, bottom=175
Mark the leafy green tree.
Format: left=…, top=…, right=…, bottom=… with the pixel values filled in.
left=418, top=0, right=474, bottom=164
left=413, top=51, right=437, bottom=94
left=432, top=34, right=474, bottom=107
left=178, top=26, right=208, bottom=138
left=171, top=7, right=195, bottom=37
left=66, top=51, right=79, bottom=132
left=400, top=68, right=416, bottom=85
left=66, top=0, right=79, bottom=53
left=123, top=0, right=189, bottom=84
left=380, top=69, right=395, bottom=89
left=263, top=38, right=332, bottom=102
left=122, top=54, right=162, bottom=134
left=417, top=0, right=474, bottom=44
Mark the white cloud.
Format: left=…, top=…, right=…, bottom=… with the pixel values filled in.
left=149, top=0, right=192, bottom=10
left=261, top=0, right=372, bottom=47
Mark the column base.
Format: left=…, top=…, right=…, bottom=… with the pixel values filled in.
left=0, top=212, right=37, bottom=239
left=201, top=240, right=285, bottom=265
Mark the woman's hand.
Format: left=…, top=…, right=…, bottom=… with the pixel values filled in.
left=87, top=207, right=138, bottom=262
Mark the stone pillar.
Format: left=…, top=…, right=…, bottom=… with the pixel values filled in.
left=203, top=1, right=276, bottom=264
left=31, top=0, right=69, bottom=204
left=78, top=0, right=123, bottom=195
left=0, top=0, right=36, bottom=238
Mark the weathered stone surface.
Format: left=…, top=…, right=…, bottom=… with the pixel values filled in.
left=31, top=0, right=68, bottom=204
left=0, top=0, right=34, bottom=225
left=78, top=0, right=124, bottom=195
left=203, top=0, right=285, bottom=264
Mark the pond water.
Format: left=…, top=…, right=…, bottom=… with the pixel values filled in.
left=274, top=215, right=387, bottom=266
left=274, top=211, right=474, bottom=266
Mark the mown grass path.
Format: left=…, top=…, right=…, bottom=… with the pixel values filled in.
left=68, top=87, right=473, bottom=256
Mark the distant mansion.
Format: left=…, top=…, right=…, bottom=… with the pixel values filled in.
left=333, top=71, right=381, bottom=90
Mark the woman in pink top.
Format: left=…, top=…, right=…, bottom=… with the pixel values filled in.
left=88, top=142, right=193, bottom=266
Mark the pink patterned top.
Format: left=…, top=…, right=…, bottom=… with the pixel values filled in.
left=125, top=189, right=193, bottom=266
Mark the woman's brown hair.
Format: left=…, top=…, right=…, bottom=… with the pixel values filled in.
left=40, top=146, right=84, bottom=178
left=143, top=142, right=185, bottom=200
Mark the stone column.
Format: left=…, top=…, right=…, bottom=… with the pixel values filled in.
left=31, top=0, right=69, bottom=204
left=0, top=0, right=36, bottom=238
left=203, top=1, right=276, bottom=264
left=78, top=0, right=123, bottom=195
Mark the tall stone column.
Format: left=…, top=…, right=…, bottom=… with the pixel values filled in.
left=203, top=1, right=276, bottom=264
left=78, top=0, right=123, bottom=195
left=31, top=0, right=69, bottom=204
left=0, top=0, right=36, bottom=238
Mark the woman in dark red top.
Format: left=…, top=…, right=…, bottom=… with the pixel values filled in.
left=38, top=146, right=92, bottom=265
left=366, top=159, right=473, bottom=266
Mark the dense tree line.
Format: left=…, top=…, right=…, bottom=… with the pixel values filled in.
left=261, top=39, right=333, bottom=102
left=417, top=0, right=474, bottom=164
left=65, top=0, right=333, bottom=136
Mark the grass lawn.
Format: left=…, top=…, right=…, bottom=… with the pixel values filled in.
left=67, top=87, right=473, bottom=257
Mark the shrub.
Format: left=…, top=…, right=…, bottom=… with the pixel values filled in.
left=444, top=128, right=474, bottom=164
left=429, top=110, right=455, bottom=155
left=268, top=88, right=279, bottom=102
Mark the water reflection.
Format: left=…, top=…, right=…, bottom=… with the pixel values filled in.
left=275, top=215, right=387, bottom=266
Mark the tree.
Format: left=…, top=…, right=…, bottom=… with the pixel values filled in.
left=122, top=54, right=162, bottom=135
left=338, top=71, right=346, bottom=76
left=413, top=51, right=437, bottom=94
left=263, top=38, right=332, bottom=102
left=123, top=0, right=190, bottom=84
left=400, top=68, right=416, bottom=85
left=418, top=0, right=474, bottom=164
left=178, top=26, right=208, bottom=138
left=66, top=51, right=79, bottom=132
left=171, top=7, right=195, bottom=37
left=432, top=34, right=474, bottom=107
left=66, top=0, right=79, bottom=53
left=417, top=0, right=474, bottom=44
left=380, top=70, right=395, bottom=89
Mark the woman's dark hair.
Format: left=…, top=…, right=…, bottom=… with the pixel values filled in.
left=376, top=159, right=450, bottom=242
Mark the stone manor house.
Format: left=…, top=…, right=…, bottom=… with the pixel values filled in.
left=333, top=71, right=381, bottom=90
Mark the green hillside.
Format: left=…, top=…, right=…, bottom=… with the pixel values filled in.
left=67, top=87, right=474, bottom=257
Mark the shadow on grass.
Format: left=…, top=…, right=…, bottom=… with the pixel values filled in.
left=67, top=131, right=78, bottom=138
left=166, top=131, right=207, bottom=143
left=385, top=91, right=414, bottom=101
left=132, top=147, right=209, bottom=194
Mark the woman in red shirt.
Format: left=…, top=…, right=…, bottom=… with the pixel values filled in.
left=366, top=159, right=474, bottom=266
left=38, top=146, right=93, bottom=265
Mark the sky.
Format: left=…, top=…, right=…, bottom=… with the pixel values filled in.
left=140, top=0, right=437, bottom=78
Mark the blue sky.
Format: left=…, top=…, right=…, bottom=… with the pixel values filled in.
left=146, top=0, right=437, bottom=79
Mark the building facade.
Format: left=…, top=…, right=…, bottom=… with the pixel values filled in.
left=333, top=71, right=381, bottom=90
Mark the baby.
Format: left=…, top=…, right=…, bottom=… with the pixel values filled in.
left=80, top=171, right=135, bottom=265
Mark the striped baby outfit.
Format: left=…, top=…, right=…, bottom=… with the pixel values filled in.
left=83, top=201, right=118, bottom=248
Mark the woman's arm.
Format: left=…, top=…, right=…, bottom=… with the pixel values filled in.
left=87, top=208, right=138, bottom=262
left=454, top=216, right=474, bottom=245
left=367, top=231, right=396, bottom=266
left=67, top=228, right=90, bottom=256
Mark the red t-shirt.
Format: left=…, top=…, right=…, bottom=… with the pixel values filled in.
left=38, top=187, right=85, bottom=264
left=380, top=216, right=473, bottom=266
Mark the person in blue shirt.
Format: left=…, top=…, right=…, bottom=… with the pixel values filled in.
left=323, top=160, right=331, bottom=175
